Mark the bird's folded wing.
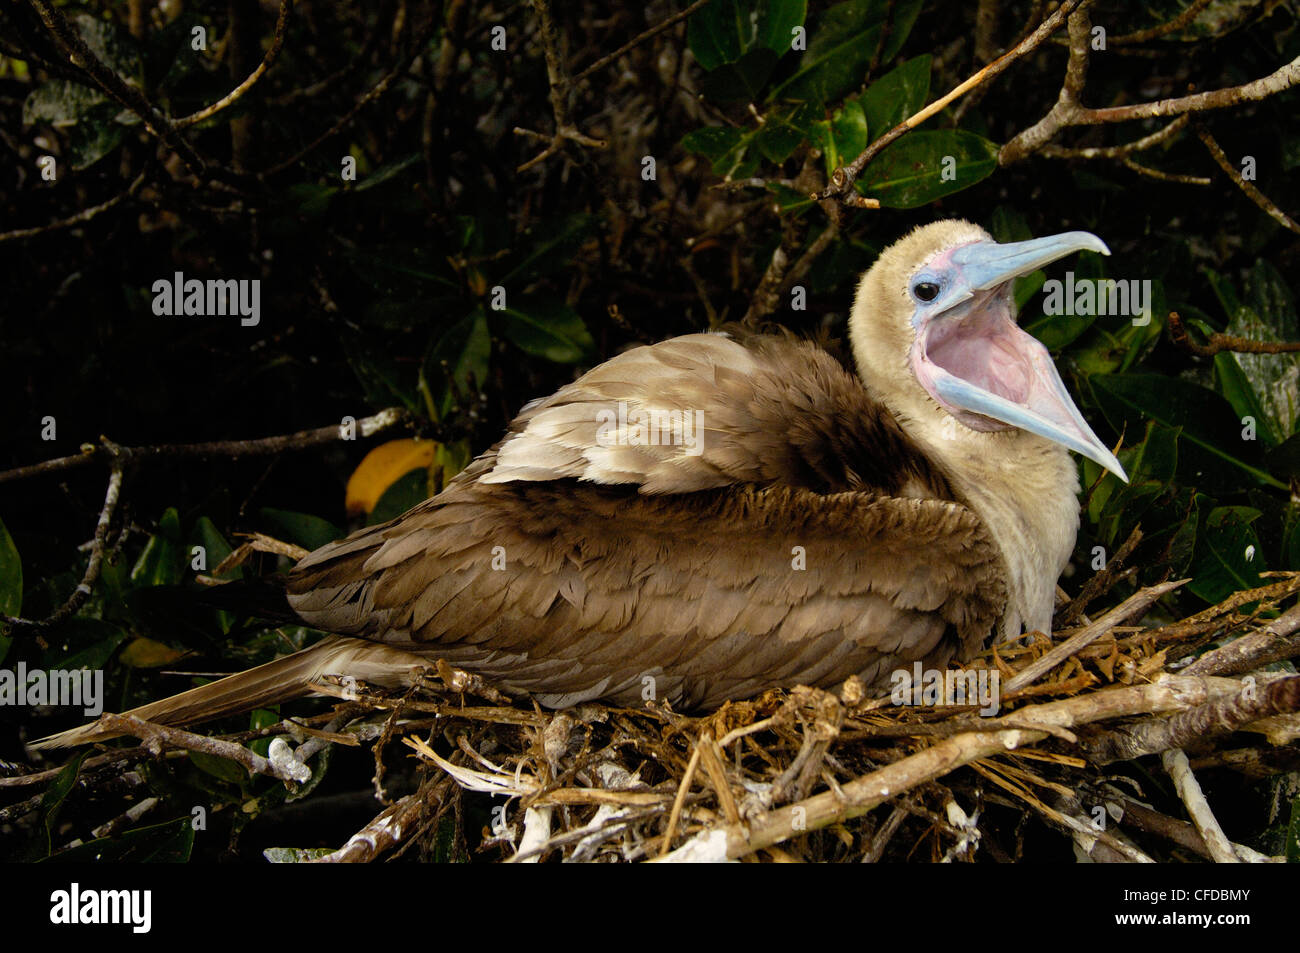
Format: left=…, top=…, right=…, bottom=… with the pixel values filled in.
left=286, top=333, right=1006, bottom=707
left=475, top=331, right=952, bottom=497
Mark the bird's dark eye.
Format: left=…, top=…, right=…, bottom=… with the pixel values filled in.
left=913, top=281, right=940, bottom=302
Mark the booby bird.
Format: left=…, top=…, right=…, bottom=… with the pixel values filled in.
left=33, top=220, right=1126, bottom=749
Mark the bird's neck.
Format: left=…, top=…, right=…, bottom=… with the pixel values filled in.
left=884, top=391, right=1081, bottom=637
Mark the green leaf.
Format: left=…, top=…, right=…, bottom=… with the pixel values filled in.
left=249, top=707, right=280, bottom=758
left=70, top=13, right=143, bottom=81
left=856, top=130, right=998, bottom=208
left=1215, top=352, right=1283, bottom=447
left=860, top=54, right=930, bottom=134
left=1189, top=506, right=1265, bottom=603
left=1094, top=421, right=1178, bottom=546
left=1089, top=374, right=1286, bottom=490
left=688, top=0, right=808, bottom=70
left=1025, top=307, right=1096, bottom=352
left=353, top=153, right=421, bottom=192
left=1214, top=262, right=1300, bottom=442
left=191, top=516, right=240, bottom=581
left=343, top=245, right=460, bottom=296
left=0, top=515, right=21, bottom=619
left=498, top=214, right=593, bottom=288
left=29, top=751, right=88, bottom=860
left=767, top=182, right=815, bottom=214
left=1282, top=501, right=1300, bottom=571
left=258, top=508, right=344, bottom=552
left=131, top=508, right=185, bottom=587
left=49, top=618, right=128, bottom=671
left=755, top=103, right=817, bottom=163
left=425, top=307, right=491, bottom=419
left=682, top=125, right=758, bottom=179
left=22, top=80, right=128, bottom=169
left=191, top=749, right=250, bottom=784
left=755, top=0, right=809, bottom=54
left=22, top=79, right=108, bottom=126
left=47, top=817, right=195, bottom=863
left=768, top=0, right=921, bottom=106
left=494, top=297, right=594, bottom=364
left=827, top=96, right=868, bottom=174
left=700, top=48, right=780, bottom=103
left=368, top=469, right=430, bottom=525
left=346, top=340, right=422, bottom=413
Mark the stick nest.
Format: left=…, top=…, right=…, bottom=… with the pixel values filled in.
left=13, top=567, right=1300, bottom=864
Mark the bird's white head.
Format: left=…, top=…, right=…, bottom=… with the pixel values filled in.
left=848, top=219, right=1127, bottom=483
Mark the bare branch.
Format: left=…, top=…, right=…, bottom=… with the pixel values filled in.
left=0, top=173, right=147, bottom=244
left=1196, top=124, right=1300, bottom=234
left=0, top=407, right=412, bottom=486
left=516, top=0, right=608, bottom=172
left=1162, top=748, right=1240, bottom=862
left=1110, top=0, right=1214, bottom=45
left=92, top=713, right=310, bottom=783
left=1041, top=115, right=1189, bottom=160
left=1168, top=310, right=1300, bottom=357
left=2, top=443, right=126, bottom=635
left=574, top=0, right=712, bottom=82
left=173, top=0, right=294, bottom=131
left=1081, top=675, right=1300, bottom=764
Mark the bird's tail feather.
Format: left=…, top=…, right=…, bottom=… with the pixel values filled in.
left=29, top=635, right=431, bottom=750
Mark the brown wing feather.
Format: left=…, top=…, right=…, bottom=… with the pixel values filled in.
left=288, top=480, right=1006, bottom=709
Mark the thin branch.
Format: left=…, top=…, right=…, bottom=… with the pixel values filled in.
left=1110, top=0, right=1214, bottom=45
left=91, top=713, right=310, bottom=783
left=173, top=0, right=294, bottom=131
left=816, top=0, right=1082, bottom=204
left=1161, top=748, right=1240, bottom=862
left=1055, top=525, right=1143, bottom=627
left=1113, top=795, right=1277, bottom=862
left=1041, top=115, right=1189, bottom=160
left=1168, top=310, right=1300, bottom=357
left=659, top=727, right=1050, bottom=861
left=1121, top=157, right=1210, bottom=185
left=262, top=11, right=436, bottom=176
left=573, top=0, right=712, bottom=82
left=1081, top=675, right=1300, bottom=764
left=0, top=173, right=147, bottom=244
left=0, top=407, right=412, bottom=486
left=1003, top=30, right=1300, bottom=165
left=308, top=789, right=440, bottom=862
left=516, top=0, right=608, bottom=172
left=1183, top=603, right=1300, bottom=676
left=658, top=741, right=702, bottom=856
left=2, top=444, right=125, bottom=635
left=1196, top=124, right=1300, bottom=234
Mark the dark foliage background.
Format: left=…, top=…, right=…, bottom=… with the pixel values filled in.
left=1, top=0, right=1298, bottom=861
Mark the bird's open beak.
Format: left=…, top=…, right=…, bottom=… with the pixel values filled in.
left=911, top=231, right=1129, bottom=482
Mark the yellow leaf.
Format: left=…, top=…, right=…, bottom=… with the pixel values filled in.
left=120, top=637, right=188, bottom=668
left=345, top=438, right=437, bottom=516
